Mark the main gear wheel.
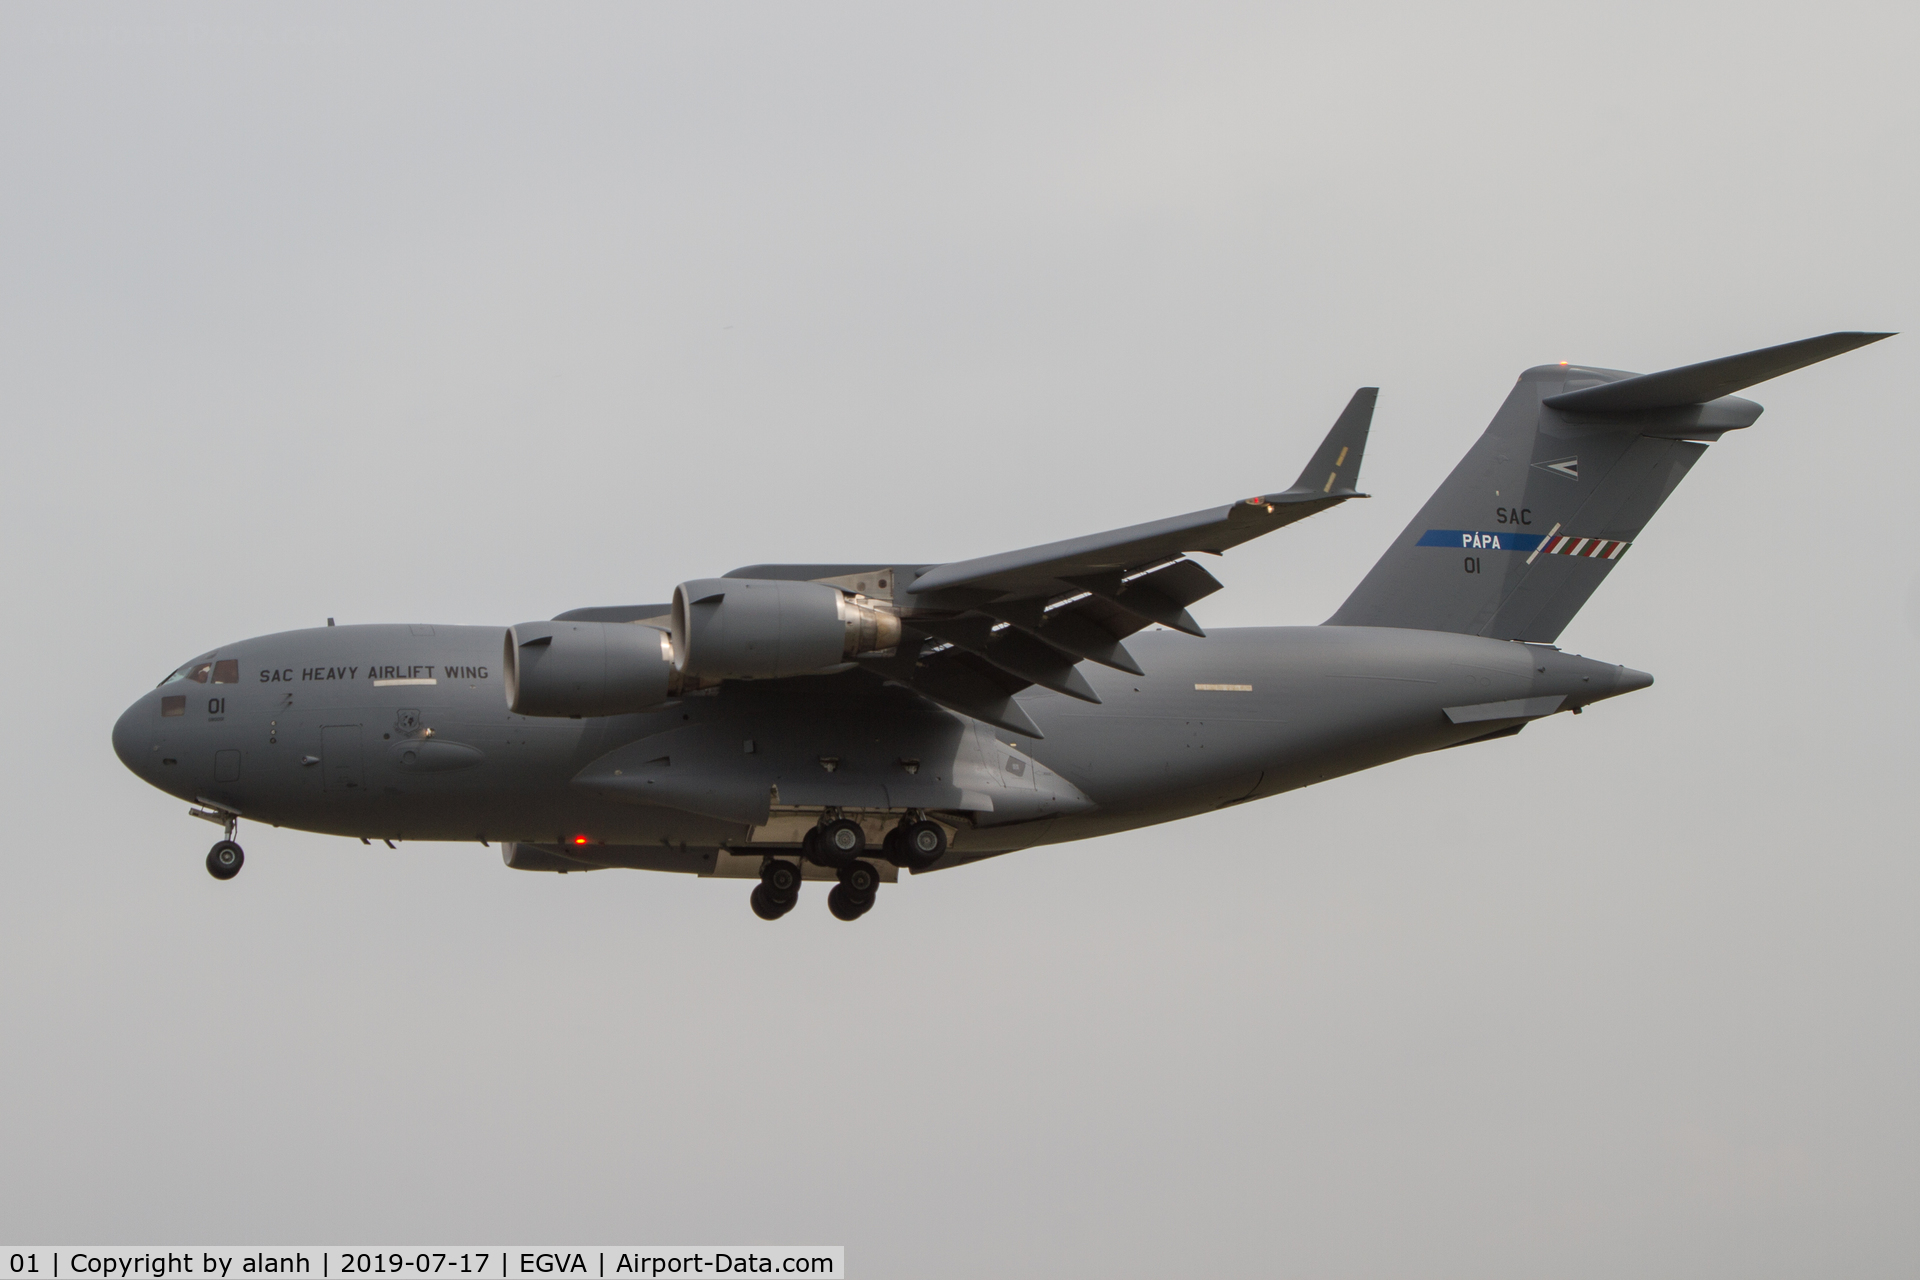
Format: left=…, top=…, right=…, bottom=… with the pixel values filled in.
left=885, top=820, right=946, bottom=871
left=827, top=859, right=879, bottom=921
left=751, top=857, right=802, bottom=920
left=808, top=818, right=866, bottom=869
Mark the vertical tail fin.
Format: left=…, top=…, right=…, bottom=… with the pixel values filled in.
left=1326, top=332, right=1892, bottom=641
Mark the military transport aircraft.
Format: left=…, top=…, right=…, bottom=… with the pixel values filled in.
left=114, top=332, right=1890, bottom=920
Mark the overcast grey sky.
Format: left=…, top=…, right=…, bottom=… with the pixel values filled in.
left=1, top=3, right=1914, bottom=1276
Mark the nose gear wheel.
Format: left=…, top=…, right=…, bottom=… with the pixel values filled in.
left=206, top=840, right=244, bottom=880
left=194, top=804, right=245, bottom=880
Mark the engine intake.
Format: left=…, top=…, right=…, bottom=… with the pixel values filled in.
left=504, top=621, right=675, bottom=717
left=672, top=578, right=901, bottom=680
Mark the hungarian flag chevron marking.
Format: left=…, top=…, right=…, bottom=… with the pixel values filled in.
left=1537, top=533, right=1630, bottom=560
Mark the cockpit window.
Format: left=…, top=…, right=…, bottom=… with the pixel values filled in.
left=159, top=658, right=215, bottom=687
left=212, top=659, right=239, bottom=684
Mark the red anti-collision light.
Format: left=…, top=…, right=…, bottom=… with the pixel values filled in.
left=572, top=835, right=589, bottom=845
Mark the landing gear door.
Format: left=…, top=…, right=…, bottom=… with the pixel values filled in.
left=322, top=724, right=363, bottom=792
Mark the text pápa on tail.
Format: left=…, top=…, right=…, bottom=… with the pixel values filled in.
left=114, top=332, right=1892, bottom=921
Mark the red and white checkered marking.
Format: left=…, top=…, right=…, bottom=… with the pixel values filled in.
left=1540, top=534, right=1630, bottom=560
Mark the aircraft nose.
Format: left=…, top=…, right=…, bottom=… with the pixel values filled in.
left=112, top=699, right=148, bottom=775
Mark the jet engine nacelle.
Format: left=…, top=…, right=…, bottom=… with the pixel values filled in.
left=503, top=620, right=675, bottom=717
left=672, top=577, right=901, bottom=680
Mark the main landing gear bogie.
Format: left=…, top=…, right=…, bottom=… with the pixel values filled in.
left=754, top=814, right=918, bottom=922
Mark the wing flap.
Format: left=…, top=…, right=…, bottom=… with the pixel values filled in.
left=984, top=605, right=1143, bottom=675
left=915, top=616, right=1102, bottom=703
left=895, top=647, right=1045, bottom=738
left=1064, top=556, right=1223, bottom=637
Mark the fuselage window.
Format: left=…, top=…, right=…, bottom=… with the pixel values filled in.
left=212, top=659, right=239, bottom=684
left=162, top=696, right=186, bottom=717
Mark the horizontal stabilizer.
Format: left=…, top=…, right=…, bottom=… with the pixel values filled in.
left=1543, top=332, right=1893, bottom=414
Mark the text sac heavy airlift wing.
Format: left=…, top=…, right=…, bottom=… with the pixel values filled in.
left=724, top=389, right=1377, bottom=736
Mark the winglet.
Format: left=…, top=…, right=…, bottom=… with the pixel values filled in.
left=1281, top=387, right=1375, bottom=499
left=1543, top=332, right=1895, bottom=414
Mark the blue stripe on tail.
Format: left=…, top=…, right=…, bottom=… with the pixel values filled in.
left=1416, top=530, right=1547, bottom=552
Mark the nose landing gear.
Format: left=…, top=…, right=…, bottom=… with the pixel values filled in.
left=191, top=802, right=245, bottom=880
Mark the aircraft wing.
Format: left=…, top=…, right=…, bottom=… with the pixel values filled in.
left=864, top=388, right=1376, bottom=735
left=909, top=387, right=1374, bottom=607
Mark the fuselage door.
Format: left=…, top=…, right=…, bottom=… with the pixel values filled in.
left=322, top=724, right=363, bottom=792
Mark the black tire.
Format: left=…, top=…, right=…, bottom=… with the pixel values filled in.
left=810, top=818, right=865, bottom=868
left=759, top=857, right=802, bottom=903
left=899, top=820, right=947, bottom=870
left=837, top=859, right=879, bottom=901
left=882, top=826, right=906, bottom=863
left=206, top=841, right=244, bottom=880
left=750, top=884, right=792, bottom=921
left=827, top=883, right=870, bottom=921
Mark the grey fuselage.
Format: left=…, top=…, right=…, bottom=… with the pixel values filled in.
left=111, top=623, right=1647, bottom=872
